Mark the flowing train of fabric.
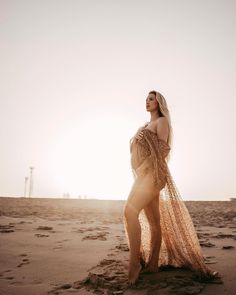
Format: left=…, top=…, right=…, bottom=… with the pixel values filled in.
left=125, top=127, right=217, bottom=279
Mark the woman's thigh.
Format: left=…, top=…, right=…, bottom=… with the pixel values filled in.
left=126, top=172, right=161, bottom=214
left=143, top=194, right=160, bottom=227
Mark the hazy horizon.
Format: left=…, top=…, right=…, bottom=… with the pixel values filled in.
left=1, top=0, right=236, bottom=201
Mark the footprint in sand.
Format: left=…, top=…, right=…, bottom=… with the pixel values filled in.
left=36, top=225, right=56, bottom=234
left=36, top=226, right=53, bottom=230
left=53, top=246, right=63, bottom=250
left=55, top=239, right=70, bottom=243
left=72, top=259, right=129, bottom=292
left=52, top=239, right=70, bottom=250
left=0, top=224, right=15, bottom=233
left=76, top=259, right=223, bottom=294
left=204, top=255, right=217, bottom=264
left=115, top=235, right=125, bottom=242
left=115, top=243, right=129, bottom=252
left=0, top=274, right=15, bottom=281
left=199, top=240, right=215, bottom=247
left=72, top=226, right=110, bottom=241
left=107, top=253, right=115, bottom=257
left=53, top=242, right=63, bottom=250
left=212, top=233, right=235, bottom=238
left=82, top=231, right=109, bottom=241
left=48, top=283, right=72, bottom=294
left=19, top=253, right=28, bottom=257
left=4, top=276, right=14, bottom=280
left=17, top=256, right=30, bottom=268
left=18, top=221, right=33, bottom=224
left=222, top=245, right=235, bottom=249
left=74, top=226, right=109, bottom=233
left=35, top=233, right=49, bottom=237
left=0, top=269, right=14, bottom=280
left=75, top=220, right=95, bottom=224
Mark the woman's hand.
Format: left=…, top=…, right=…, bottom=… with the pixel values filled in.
left=134, top=128, right=144, bottom=140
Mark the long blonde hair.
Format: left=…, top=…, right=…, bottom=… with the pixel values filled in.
left=149, top=90, right=173, bottom=162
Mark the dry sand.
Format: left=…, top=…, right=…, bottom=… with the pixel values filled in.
left=0, top=197, right=236, bottom=295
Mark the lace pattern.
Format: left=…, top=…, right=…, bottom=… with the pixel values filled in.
left=125, top=124, right=217, bottom=278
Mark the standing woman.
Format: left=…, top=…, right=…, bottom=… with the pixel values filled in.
left=123, top=90, right=219, bottom=285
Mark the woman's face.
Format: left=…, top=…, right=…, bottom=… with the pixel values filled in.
left=146, top=93, right=158, bottom=112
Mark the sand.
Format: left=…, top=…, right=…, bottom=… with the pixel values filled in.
left=0, top=197, right=236, bottom=295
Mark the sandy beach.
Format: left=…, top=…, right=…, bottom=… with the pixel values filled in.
left=0, top=197, right=236, bottom=295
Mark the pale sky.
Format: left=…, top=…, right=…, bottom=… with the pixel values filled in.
left=1, top=0, right=236, bottom=200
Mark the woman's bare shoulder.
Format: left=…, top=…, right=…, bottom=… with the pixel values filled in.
left=152, top=117, right=168, bottom=128
left=158, top=116, right=168, bottom=122
left=157, top=117, right=169, bottom=127
left=156, top=117, right=169, bottom=142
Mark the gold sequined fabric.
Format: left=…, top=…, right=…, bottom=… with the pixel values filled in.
left=126, top=124, right=217, bottom=279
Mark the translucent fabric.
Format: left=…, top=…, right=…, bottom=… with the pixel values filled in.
left=124, top=123, right=217, bottom=279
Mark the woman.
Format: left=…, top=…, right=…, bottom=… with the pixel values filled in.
left=123, top=90, right=219, bottom=285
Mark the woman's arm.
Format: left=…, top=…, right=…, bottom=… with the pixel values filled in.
left=156, top=117, right=171, bottom=159
left=156, top=117, right=169, bottom=143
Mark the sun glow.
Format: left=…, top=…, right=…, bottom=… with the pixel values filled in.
left=48, top=114, right=134, bottom=199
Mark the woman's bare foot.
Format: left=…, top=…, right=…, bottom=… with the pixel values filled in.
left=142, top=262, right=159, bottom=273
left=128, top=262, right=142, bottom=285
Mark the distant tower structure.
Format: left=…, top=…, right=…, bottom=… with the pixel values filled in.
left=24, top=177, right=29, bottom=198
left=29, top=166, right=34, bottom=198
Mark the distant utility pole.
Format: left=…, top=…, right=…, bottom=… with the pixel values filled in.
left=29, top=166, right=34, bottom=198
left=24, top=177, right=29, bottom=198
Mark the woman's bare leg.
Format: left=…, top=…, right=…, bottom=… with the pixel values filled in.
left=123, top=172, right=157, bottom=284
left=143, top=193, right=162, bottom=272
